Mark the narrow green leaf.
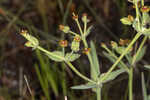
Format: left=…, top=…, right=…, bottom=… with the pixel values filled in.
left=46, top=51, right=64, bottom=62
left=141, top=72, right=148, bottom=100
left=35, top=64, right=51, bottom=100
left=134, top=46, right=146, bottom=63
left=36, top=50, right=58, bottom=96
left=90, top=41, right=100, bottom=81
left=85, top=25, right=93, bottom=37
left=71, top=83, right=97, bottom=90
left=99, top=69, right=125, bottom=83
left=103, top=51, right=124, bottom=69
left=125, top=54, right=132, bottom=65
left=65, top=53, right=80, bottom=62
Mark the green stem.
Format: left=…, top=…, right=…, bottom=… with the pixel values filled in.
left=65, top=61, right=96, bottom=84
left=141, top=0, right=144, bottom=6
left=37, top=46, right=65, bottom=60
left=131, top=36, right=147, bottom=65
left=82, top=37, right=99, bottom=81
left=96, top=88, right=101, bottom=100
left=83, top=38, right=88, bottom=48
left=68, top=31, right=78, bottom=36
left=67, top=51, right=74, bottom=59
left=83, top=17, right=87, bottom=35
left=134, top=0, right=140, bottom=30
left=75, top=18, right=84, bottom=35
left=128, top=68, right=133, bottom=100
left=100, top=33, right=141, bottom=82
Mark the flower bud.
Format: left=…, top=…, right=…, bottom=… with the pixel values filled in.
left=101, top=43, right=106, bottom=48
left=82, top=13, right=90, bottom=23
left=141, top=6, right=150, bottom=13
left=82, top=48, right=91, bottom=55
left=59, top=25, right=70, bottom=33
left=59, top=40, right=68, bottom=47
left=119, top=39, right=130, bottom=46
left=74, top=35, right=81, bottom=42
left=128, top=15, right=134, bottom=22
left=111, top=41, right=118, bottom=49
left=20, top=30, right=39, bottom=49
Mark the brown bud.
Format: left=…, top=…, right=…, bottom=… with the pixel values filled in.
left=119, top=39, right=130, bottom=46
left=72, top=13, right=78, bottom=20
left=59, top=25, right=64, bottom=31
left=141, top=6, right=150, bottom=13
left=128, top=15, right=134, bottom=22
left=20, top=30, right=27, bottom=34
left=59, top=40, right=68, bottom=47
left=82, top=48, right=91, bottom=55
left=82, top=13, right=87, bottom=17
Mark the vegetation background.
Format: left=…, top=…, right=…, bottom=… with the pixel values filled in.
left=0, top=0, right=149, bottom=100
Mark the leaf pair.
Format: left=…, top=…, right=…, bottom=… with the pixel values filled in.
left=71, top=69, right=125, bottom=90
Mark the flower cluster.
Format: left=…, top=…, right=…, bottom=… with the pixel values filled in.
left=120, top=1, right=150, bottom=36
left=20, top=30, right=39, bottom=49
left=59, top=13, right=92, bottom=55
